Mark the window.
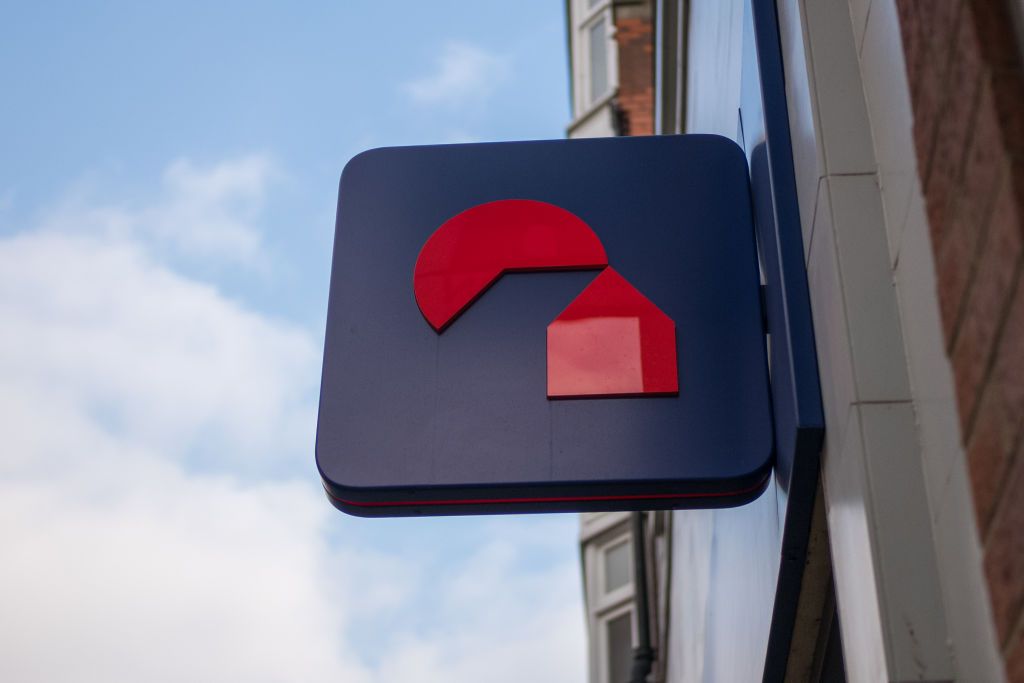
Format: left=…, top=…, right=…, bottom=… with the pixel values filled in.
left=572, top=0, right=616, bottom=115
left=603, top=538, right=631, bottom=593
left=581, top=515, right=636, bottom=683
left=604, top=607, right=634, bottom=683
left=588, top=16, right=610, bottom=103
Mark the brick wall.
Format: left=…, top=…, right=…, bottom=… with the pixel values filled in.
left=896, top=0, right=1024, bottom=678
left=613, top=3, right=654, bottom=136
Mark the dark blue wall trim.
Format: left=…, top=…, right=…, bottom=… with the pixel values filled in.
left=741, top=0, right=826, bottom=679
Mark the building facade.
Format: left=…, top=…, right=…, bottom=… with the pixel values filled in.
left=567, top=0, right=1024, bottom=681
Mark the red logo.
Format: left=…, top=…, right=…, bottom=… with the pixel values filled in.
left=414, top=199, right=678, bottom=398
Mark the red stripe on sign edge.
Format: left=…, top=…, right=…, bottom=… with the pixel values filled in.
left=324, top=472, right=771, bottom=508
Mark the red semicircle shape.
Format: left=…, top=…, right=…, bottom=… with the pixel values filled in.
left=413, top=199, right=608, bottom=331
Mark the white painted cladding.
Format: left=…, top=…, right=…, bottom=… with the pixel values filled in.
left=663, top=0, right=1005, bottom=681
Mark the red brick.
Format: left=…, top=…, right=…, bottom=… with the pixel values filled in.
left=936, top=201, right=984, bottom=343
left=985, top=444, right=1024, bottom=645
left=909, top=0, right=962, bottom=195
left=1008, top=623, right=1024, bottom=683
left=925, top=13, right=985, bottom=246
left=992, top=68, right=1024, bottom=156
left=896, top=0, right=923, bottom=90
left=970, top=264, right=1024, bottom=462
left=951, top=174, right=1023, bottom=426
left=965, top=0, right=1024, bottom=71
left=988, top=167, right=1024, bottom=278
left=961, top=77, right=1007, bottom=228
left=959, top=0, right=1024, bottom=155
left=936, top=79, right=1009, bottom=339
left=968, top=385, right=1021, bottom=533
left=914, top=56, right=945, bottom=200
left=978, top=281, right=1024, bottom=643
left=991, top=278, right=1024, bottom=432
left=614, top=14, right=652, bottom=136
left=920, top=0, right=962, bottom=64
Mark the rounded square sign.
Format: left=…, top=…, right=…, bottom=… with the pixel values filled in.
left=316, top=135, right=773, bottom=516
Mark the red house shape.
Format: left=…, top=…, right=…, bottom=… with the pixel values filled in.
left=547, top=268, right=678, bottom=398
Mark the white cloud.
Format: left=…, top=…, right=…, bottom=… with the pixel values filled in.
left=0, top=231, right=317, bottom=471
left=0, top=161, right=586, bottom=682
left=38, top=155, right=274, bottom=264
left=149, top=155, right=274, bottom=259
left=0, top=467, right=371, bottom=683
left=403, top=42, right=509, bottom=107
left=380, top=537, right=586, bottom=683
left=0, top=228, right=362, bottom=682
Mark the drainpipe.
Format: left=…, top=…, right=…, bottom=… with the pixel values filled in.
left=629, top=511, right=655, bottom=683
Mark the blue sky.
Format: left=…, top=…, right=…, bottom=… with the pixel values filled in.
left=0, top=2, right=585, bottom=681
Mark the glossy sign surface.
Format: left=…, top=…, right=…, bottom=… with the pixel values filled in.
left=547, top=267, right=677, bottom=397
left=317, top=135, right=772, bottom=516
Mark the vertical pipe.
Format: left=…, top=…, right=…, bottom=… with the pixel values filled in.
left=629, top=511, right=654, bottom=683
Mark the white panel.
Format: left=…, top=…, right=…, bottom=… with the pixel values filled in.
left=894, top=189, right=960, bottom=490
left=929, top=441, right=1005, bottom=682
left=823, top=405, right=888, bottom=683
left=860, top=0, right=918, bottom=266
left=827, top=174, right=912, bottom=402
left=849, top=0, right=873, bottom=52
left=802, top=0, right=876, bottom=175
left=806, top=177, right=856, bottom=456
left=568, top=103, right=617, bottom=139
left=857, top=402, right=953, bottom=680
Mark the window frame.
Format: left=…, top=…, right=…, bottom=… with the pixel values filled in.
left=582, top=520, right=636, bottom=683
left=571, top=0, right=617, bottom=118
left=597, top=601, right=636, bottom=683
left=596, top=536, right=633, bottom=609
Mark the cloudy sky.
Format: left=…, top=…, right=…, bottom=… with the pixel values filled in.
left=0, top=2, right=585, bottom=681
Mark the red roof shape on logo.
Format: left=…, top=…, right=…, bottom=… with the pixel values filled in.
left=547, top=267, right=678, bottom=398
left=413, top=199, right=608, bottom=331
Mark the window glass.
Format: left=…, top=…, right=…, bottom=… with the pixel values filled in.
left=588, top=17, right=609, bottom=104
left=603, top=539, right=631, bottom=593
left=606, top=611, right=633, bottom=683
left=587, top=0, right=604, bottom=8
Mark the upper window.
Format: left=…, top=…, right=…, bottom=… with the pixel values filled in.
left=603, top=537, right=631, bottom=594
left=588, top=16, right=610, bottom=103
left=572, top=0, right=615, bottom=115
left=582, top=521, right=636, bottom=683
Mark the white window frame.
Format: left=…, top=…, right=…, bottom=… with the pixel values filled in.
left=571, top=0, right=618, bottom=118
left=595, top=536, right=633, bottom=609
left=597, top=601, right=636, bottom=683
left=582, top=522, right=636, bottom=683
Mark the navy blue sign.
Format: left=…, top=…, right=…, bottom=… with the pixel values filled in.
left=316, top=134, right=773, bottom=516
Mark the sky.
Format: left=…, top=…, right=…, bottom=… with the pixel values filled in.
left=0, top=2, right=586, bottom=681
